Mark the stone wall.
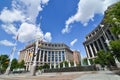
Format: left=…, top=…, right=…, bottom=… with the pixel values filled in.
left=44, top=65, right=96, bottom=73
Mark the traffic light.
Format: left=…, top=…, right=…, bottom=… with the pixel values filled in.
left=29, top=53, right=32, bottom=56
left=38, top=43, right=42, bottom=47
left=5, top=61, right=9, bottom=64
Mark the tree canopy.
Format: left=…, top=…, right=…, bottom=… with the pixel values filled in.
left=18, top=60, right=25, bottom=68
left=0, top=55, right=9, bottom=73
left=94, top=50, right=115, bottom=67
left=104, top=1, right=120, bottom=38
left=110, top=40, right=120, bottom=62
left=11, top=58, right=18, bottom=71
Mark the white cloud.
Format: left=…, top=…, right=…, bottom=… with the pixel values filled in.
left=11, top=0, right=49, bottom=23
left=0, top=40, right=15, bottom=46
left=41, top=0, right=49, bottom=4
left=1, top=24, right=17, bottom=35
left=17, top=22, right=52, bottom=43
left=62, top=0, right=119, bottom=34
left=0, top=8, right=25, bottom=23
left=18, top=22, right=44, bottom=43
left=62, top=25, right=72, bottom=34
left=0, top=0, right=51, bottom=43
left=70, top=39, right=78, bottom=46
left=44, top=32, right=52, bottom=42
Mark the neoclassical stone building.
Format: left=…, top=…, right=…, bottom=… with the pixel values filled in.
left=83, top=23, right=117, bottom=64
left=83, top=3, right=119, bottom=64
left=19, top=41, right=74, bottom=71
left=73, top=51, right=81, bottom=65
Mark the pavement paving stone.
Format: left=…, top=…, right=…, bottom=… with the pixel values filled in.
left=0, top=71, right=119, bottom=80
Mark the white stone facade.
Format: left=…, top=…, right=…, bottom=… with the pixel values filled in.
left=19, top=42, right=73, bottom=71
left=83, top=24, right=117, bottom=62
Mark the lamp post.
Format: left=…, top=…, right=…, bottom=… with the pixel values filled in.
left=100, top=24, right=110, bottom=47
left=31, top=38, right=38, bottom=76
left=100, top=24, right=119, bottom=67
left=5, top=36, right=18, bottom=75
left=31, top=35, right=42, bottom=76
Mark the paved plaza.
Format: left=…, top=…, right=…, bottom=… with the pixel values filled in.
left=0, top=71, right=120, bottom=80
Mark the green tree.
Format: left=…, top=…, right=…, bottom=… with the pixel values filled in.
left=11, top=58, right=18, bottom=71
left=104, top=1, right=120, bottom=38
left=110, top=40, right=120, bottom=62
left=0, top=54, right=9, bottom=73
left=60, top=61, right=68, bottom=68
left=37, top=66, right=43, bottom=70
left=82, top=58, right=88, bottom=65
left=42, top=63, right=49, bottom=69
left=37, top=63, right=49, bottom=70
left=70, top=61, right=74, bottom=66
left=94, top=50, right=115, bottom=68
left=18, top=60, right=25, bottom=68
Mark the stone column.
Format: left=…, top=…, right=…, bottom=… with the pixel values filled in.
left=85, top=46, right=91, bottom=58
left=61, top=51, right=62, bottom=62
left=87, top=58, right=91, bottom=65
left=42, top=50, right=45, bottom=65
left=96, top=40, right=101, bottom=50
left=63, top=62, right=65, bottom=68
left=64, top=50, right=67, bottom=61
left=58, top=63, right=60, bottom=68
left=99, top=37, right=106, bottom=51
left=93, top=42, right=97, bottom=54
left=50, top=51, right=52, bottom=68
left=39, top=49, right=41, bottom=62
left=50, top=63, right=52, bottom=69
left=89, top=44, right=94, bottom=58
left=109, top=29, right=117, bottom=40
left=28, top=65, right=31, bottom=71
left=54, top=63, right=56, bottom=69
left=68, top=61, right=71, bottom=67
left=57, top=51, right=59, bottom=66
left=74, top=60, right=77, bottom=67
left=25, top=50, right=28, bottom=62
left=106, top=30, right=111, bottom=40
left=46, top=51, right=48, bottom=63
left=24, top=51, right=27, bottom=62
left=26, top=50, right=29, bottom=62
left=54, top=51, right=55, bottom=68
left=31, top=50, right=33, bottom=62
left=28, top=50, right=31, bottom=62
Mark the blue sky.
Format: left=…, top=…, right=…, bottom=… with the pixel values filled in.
left=0, top=0, right=118, bottom=59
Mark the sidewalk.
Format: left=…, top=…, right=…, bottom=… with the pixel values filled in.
left=74, top=71, right=120, bottom=80
left=0, top=71, right=120, bottom=80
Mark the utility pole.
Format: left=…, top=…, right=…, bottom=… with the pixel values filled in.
left=30, top=38, right=38, bottom=76
left=31, top=35, right=42, bottom=76
left=5, top=35, right=18, bottom=75
left=100, top=24, right=119, bottom=67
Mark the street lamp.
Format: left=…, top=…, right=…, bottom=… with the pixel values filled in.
left=31, top=35, right=42, bottom=76
left=100, top=24, right=110, bottom=47
left=100, top=24, right=119, bottom=67
left=5, top=35, right=18, bottom=75
left=30, top=39, right=38, bottom=76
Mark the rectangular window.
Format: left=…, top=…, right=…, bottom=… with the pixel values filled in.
left=48, top=51, right=51, bottom=56
left=59, top=51, right=61, bottom=56
left=48, top=57, right=50, bottom=62
left=52, top=57, right=54, bottom=61
left=52, top=51, right=54, bottom=56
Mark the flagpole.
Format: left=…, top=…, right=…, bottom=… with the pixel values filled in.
left=5, top=34, right=18, bottom=75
